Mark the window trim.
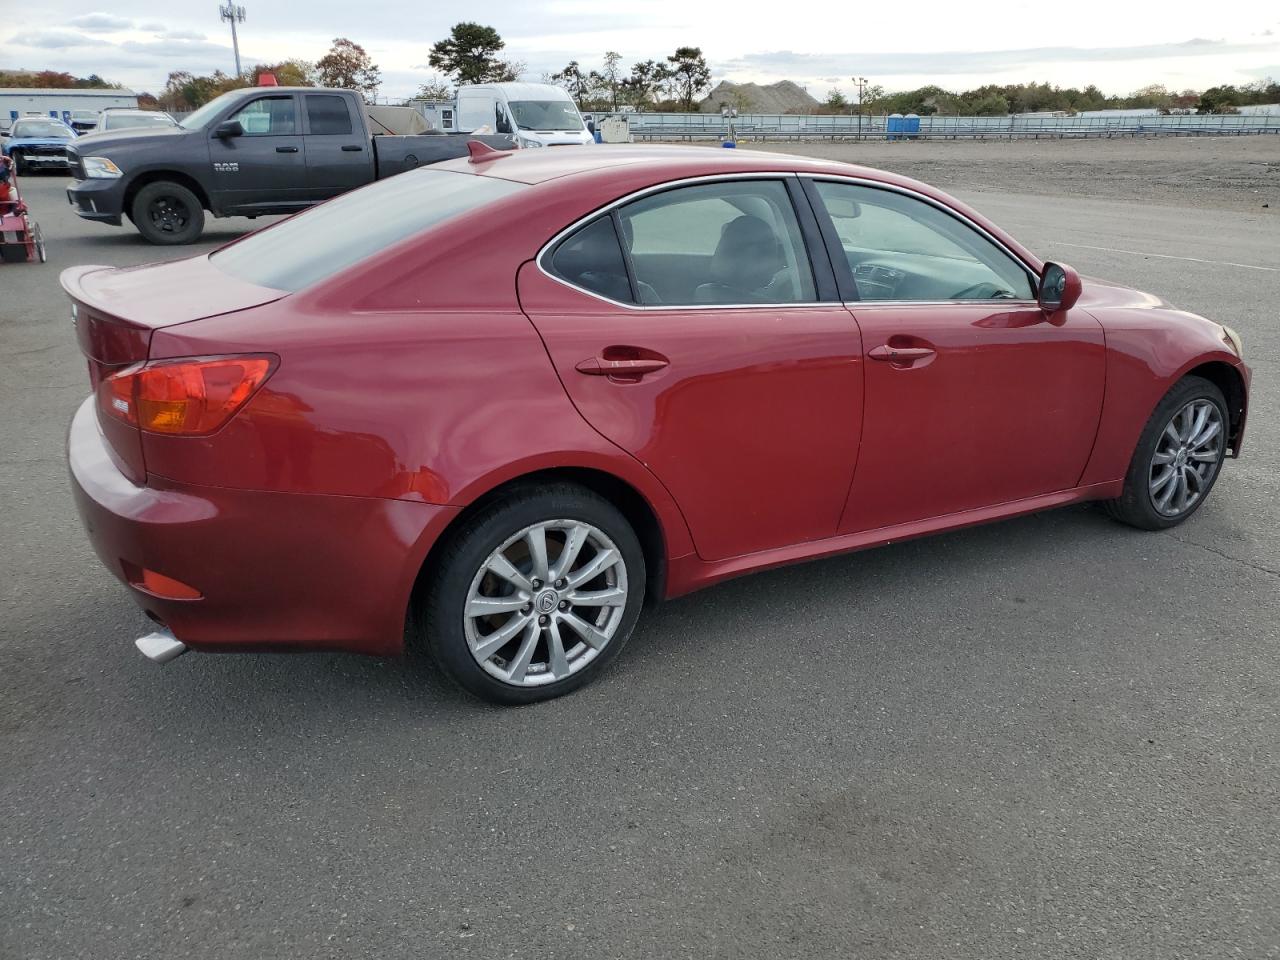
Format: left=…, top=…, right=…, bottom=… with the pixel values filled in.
left=801, top=175, right=1041, bottom=306
left=224, top=93, right=300, bottom=138
left=534, top=172, right=837, bottom=312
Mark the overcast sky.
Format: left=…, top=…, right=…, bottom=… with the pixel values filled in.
left=2, top=0, right=1277, bottom=101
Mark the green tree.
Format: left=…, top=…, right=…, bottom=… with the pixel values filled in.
left=315, top=38, right=381, bottom=100
left=428, top=22, right=509, bottom=85
left=825, top=87, right=848, bottom=111
left=415, top=75, right=453, bottom=100
left=621, top=59, right=669, bottom=111
left=247, top=59, right=316, bottom=87
left=666, top=46, right=711, bottom=111
left=551, top=61, right=593, bottom=107
left=598, top=51, right=624, bottom=110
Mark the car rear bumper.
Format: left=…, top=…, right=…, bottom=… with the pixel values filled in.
left=67, top=178, right=125, bottom=225
left=67, top=397, right=458, bottom=655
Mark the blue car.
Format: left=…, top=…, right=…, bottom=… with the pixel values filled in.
left=1, top=117, right=78, bottom=175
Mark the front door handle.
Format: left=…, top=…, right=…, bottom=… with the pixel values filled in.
left=575, top=356, right=669, bottom=380
left=341, top=144, right=363, bottom=152
left=275, top=145, right=299, bottom=153
left=868, top=344, right=935, bottom=363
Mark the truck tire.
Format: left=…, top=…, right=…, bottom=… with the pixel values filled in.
left=131, top=181, right=205, bottom=245
left=10, top=151, right=25, bottom=176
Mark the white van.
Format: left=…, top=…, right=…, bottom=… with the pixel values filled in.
left=454, top=83, right=594, bottom=148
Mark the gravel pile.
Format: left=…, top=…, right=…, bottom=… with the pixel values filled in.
left=699, top=80, right=821, bottom=114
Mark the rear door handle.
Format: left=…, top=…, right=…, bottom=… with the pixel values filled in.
left=275, top=145, right=299, bottom=153
left=868, top=345, right=935, bottom=363
left=341, top=144, right=363, bottom=152
left=575, top=356, right=669, bottom=378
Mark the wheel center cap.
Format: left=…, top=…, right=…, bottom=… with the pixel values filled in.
left=534, top=589, right=559, bottom=614
left=1174, top=450, right=1188, bottom=468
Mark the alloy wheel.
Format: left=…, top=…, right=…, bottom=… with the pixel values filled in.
left=1148, top=398, right=1224, bottom=517
left=463, top=520, right=629, bottom=687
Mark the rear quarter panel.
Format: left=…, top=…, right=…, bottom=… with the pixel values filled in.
left=145, top=215, right=697, bottom=563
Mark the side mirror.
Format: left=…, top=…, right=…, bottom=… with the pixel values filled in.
left=213, top=120, right=244, bottom=139
left=1039, top=261, right=1082, bottom=312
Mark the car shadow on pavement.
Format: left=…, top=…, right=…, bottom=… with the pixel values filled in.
left=68, top=502, right=1132, bottom=737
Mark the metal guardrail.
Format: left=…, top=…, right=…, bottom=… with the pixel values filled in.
left=627, top=112, right=1280, bottom=140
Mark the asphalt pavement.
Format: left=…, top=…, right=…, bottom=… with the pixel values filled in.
left=2, top=170, right=1277, bottom=960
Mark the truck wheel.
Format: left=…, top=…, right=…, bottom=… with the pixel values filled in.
left=10, top=151, right=25, bottom=176
left=132, top=181, right=205, bottom=245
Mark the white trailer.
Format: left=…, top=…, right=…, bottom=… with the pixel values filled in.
left=1, top=88, right=139, bottom=133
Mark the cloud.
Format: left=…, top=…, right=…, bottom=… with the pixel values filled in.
left=157, top=30, right=208, bottom=41
left=717, top=39, right=1279, bottom=79
left=16, top=30, right=109, bottom=50
left=66, top=13, right=134, bottom=32
left=119, top=38, right=243, bottom=60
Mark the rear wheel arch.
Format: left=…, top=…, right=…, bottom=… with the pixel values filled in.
left=408, top=467, right=671, bottom=635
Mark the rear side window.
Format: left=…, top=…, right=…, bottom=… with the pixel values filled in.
left=617, top=180, right=817, bottom=306
left=547, top=217, right=633, bottom=304
left=306, top=95, right=353, bottom=136
left=212, top=170, right=526, bottom=292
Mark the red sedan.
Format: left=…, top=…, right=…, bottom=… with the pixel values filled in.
left=65, top=146, right=1251, bottom=704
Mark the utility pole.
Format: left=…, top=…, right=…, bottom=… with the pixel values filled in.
left=219, top=2, right=246, bottom=77
left=852, top=76, right=867, bottom=138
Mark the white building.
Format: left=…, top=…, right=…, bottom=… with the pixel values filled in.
left=1, top=88, right=139, bottom=133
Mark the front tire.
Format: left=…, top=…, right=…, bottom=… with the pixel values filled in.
left=418, top=485, right=646, bottom=705
left=10, top=151, right=25, bottom=176
left=131, top=181, right=205, bottom=245
left=1105, top=375, right=1228, bottom=530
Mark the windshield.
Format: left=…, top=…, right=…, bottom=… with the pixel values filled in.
left=508, top=100, right=584, bottom=132
left=11, top=120, right=74, bottom=139
left=106, top=113, right=175, bottom=130
left=212, top=169, right=527, bottom=292
left=178, top=91, right=242, bottom=131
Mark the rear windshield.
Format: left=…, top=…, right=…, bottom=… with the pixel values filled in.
left=211, top=169, right=526, bottom=292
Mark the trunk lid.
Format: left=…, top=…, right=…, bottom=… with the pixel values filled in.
left=61, top=258, right=286, bottom=481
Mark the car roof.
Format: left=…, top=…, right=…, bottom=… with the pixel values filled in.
left=437, top=143, right=919, bottom=191
left=427, top=144, right=1044, bottom=273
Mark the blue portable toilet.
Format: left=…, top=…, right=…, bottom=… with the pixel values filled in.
left=887, top=113, right=904, bottom=140
left=904, top=113, right=921, bottom=139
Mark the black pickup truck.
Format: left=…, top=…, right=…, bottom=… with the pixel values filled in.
left=66, top=86, right=514, bottom=244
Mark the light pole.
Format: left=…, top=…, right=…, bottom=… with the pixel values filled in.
left=851, top=76, right=867, bottom=138
left=219, top=2, right=246, bottom=77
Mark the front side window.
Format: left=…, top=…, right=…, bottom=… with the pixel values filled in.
left=230, top=96, right=297, bottom=136
left=305, top=95, right=353, bottom=136
left=812, top=181, right=1034, bottom=301
left=617, top=180, right=816, bottom=306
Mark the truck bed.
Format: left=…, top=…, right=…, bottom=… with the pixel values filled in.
left=372, top=134, right=516, bottom=178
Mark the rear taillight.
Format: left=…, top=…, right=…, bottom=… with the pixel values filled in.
left=98, top=355, right=275, bottom=436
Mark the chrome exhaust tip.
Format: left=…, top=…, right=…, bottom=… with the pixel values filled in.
left=135, top=630, right=188, bottom=664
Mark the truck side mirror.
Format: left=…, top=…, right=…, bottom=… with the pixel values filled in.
left=213, top=120, right=244, bottom=139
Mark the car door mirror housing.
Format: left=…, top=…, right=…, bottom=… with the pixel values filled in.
left=1039, top=261, right=1082, bottom=312
left=213, top=120, right=244, bottom=139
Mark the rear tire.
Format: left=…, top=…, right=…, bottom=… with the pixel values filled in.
left=1105, top=375, right=1228, bottom=530
left=131, top=181, right=205, bottom=245
left=416, top=484, right=646, bottom=705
